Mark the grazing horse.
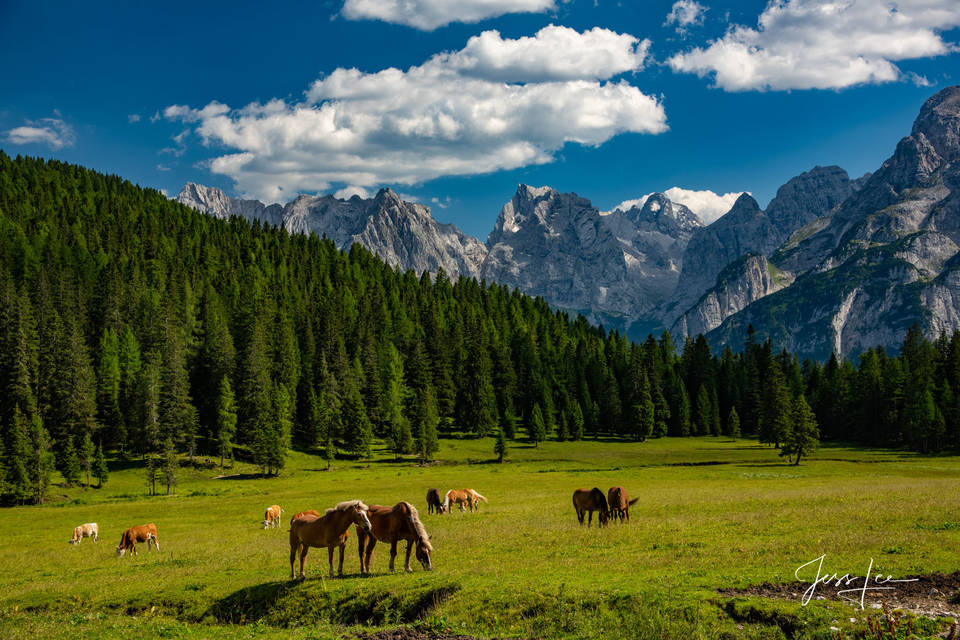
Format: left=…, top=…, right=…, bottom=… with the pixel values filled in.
left=289, top=500, right=371, bottom=579
left=116, top=523, right=160, bottom=556
left=572, top=488, right=609, bottom=527
left=426, top=488, right=445, bottom=514
left=290, top=509, right=319, bottom=526
left=69, top=522, right=98, bottom=545
left=442, top=488, right=487, bottom=513
left=357, top=502, right=433, bottom=574
left=607, top=486, right=639, bottom=523
left=263, top=505, right=283, bottom=529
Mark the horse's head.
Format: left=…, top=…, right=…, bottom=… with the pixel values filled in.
left=351, top=504, right=372, bottom=532
left=415, top=537, right=433, bottom=571
left=599, top=509, right=610, bottom=527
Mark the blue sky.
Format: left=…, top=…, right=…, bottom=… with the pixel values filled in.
left=1, top=0, right=958, bottom=237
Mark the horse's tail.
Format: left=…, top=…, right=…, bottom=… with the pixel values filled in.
left=402, top=502, right=432, bottom=551
left=472, top=491, right=488, bottom=503
left=628, top=497, right=639, bottom=506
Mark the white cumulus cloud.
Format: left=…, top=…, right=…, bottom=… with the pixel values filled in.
left=333, top=185, right=371, bottom=199
left=5, top=118, right=76, bottom=149
left=665, top=0, right=708, bottom=33
left=668, top=0, right=960, bottom=91
left=615, top=187, right=747, bottom=224
left=341, top=0, right=555, bottom=30
left=165, top=27, right=666, bottom=203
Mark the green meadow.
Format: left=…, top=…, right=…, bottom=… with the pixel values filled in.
left=1, top=437, right=958, bottom=639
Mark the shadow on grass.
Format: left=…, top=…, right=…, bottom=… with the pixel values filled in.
left=214, top=472, right=271, bottom=481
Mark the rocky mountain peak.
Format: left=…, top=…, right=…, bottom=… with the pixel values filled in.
left=724, top=193, right=762, bottom=222
left=633, top=193, right=702, bottom=231
left=911, top=85, right=960, bottom=162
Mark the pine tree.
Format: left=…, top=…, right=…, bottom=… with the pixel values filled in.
left=61, top=436, right=82, bottom=487
left=27, top=413, right=54, bottom=504
left=652, top=385, right=670, bottom=438
left=502, top=405, right=519, bottom=440
left=80, top=432, right=95, bottom=487
left=728, top=406, right=741, bottom=439
left=694, top=385, right=711, bottom=436
left=93, top=444, right=109, bottom=487
left=569, top=401, right=584, bottom=441
left=675, top=383, right=691, bottom=436
left=780, top=395, right=819, bottom=465
left=268, top=384, right=293, bottom=475
left=710, top=388, right=722, bottom=436
left=5, top=408, right=32, bottom=504
left=216, top=376, right=237, bottom=468
left=414, top=386, right=439, bottom=463
left=323, top=428, right=336, bottom=470
left=528, top=403, right=547, bottom=447
left=145, top=453, right=159, bottom=496
left=631, top=373, right=655, bottom=441
left=494, top=427, right=508, bottom=463
left=341, top=371, right=373, bottom=458
left=556, top=409, right=569, bottom=442
left=384, top=345, right=413, bottom=458
left=760, top=362, right=792, bottom=448
left=96, top=327, right=123, bottom=450
left=162, top=437, right=177, bottom=495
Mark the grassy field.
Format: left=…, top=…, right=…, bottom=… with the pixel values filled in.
left=0, top=436, right=958, bottom=639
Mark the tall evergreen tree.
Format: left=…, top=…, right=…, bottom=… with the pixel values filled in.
left=93, top=444, right=109, bottom=488
left=781, top=395, right=820, bottom=465
left=216, top=376, right=237, bottom=468
left=528, top=403, right=547, bottom=447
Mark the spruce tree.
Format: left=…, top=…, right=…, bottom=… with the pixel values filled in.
left=569, top=401, right=584, bottom=441
left=80, top=432, right=95, bottom=487
left=710, top=388, right=722, bottom=436
left=28, top=414, right=54, bottom=504
left=556, top=409, right=569, bottom=442
left=341, top=372, right=372, bottom=458
left=528, top=403, right=547, bottom=447
left=780, top=395, right=819, bottom=465
left=216, top=376, right=237, bottom=468
left=728, top=406, right=741, bottom=439
left=494, top=427, right=508, bottom=463
left=414, top=386, right=439, bottom=463
left=61, top=436, right=82, bottom=487
left=162, top=437, right=178, bottom=495
left=5, top=408, right=32, bottom=504
left=93, top=444, right=109, bottom=487
left=695, top=385, right=711, bottom=436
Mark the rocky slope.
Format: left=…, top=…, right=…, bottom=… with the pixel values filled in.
left=709, top=86, right=960, bottom=358
left=177, top=185, right=488, bottom=278
left=480, top=185, right=702, bottom=327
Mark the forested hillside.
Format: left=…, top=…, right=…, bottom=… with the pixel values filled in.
left=0, top=153, right=958, bottom=505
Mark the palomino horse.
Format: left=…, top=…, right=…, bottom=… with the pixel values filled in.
left=572, top=488, right=609, bottom=527
left=426, top=488, right=445, bottom=514
left=289, top=500, right=371, bottom=579
left=357, top=501, right=433, bottom=574
left=607, top=486, right=639, bottom=523
left=442, top=488, right=487, bottom=512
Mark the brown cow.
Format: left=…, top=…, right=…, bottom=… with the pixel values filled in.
left=607, top=486, right=639, bottom=523
left=116, top=523, right=159, bottom=557
left=426, top=488, right=445, bottom=514
left=290, top=509, right=320, bottom=526
left=263, top=504, right=283, bottom=529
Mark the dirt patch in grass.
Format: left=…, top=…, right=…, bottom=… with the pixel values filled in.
left=354, top=631, right=483, bottom=640
left=719, top=571, right=960, bottom=618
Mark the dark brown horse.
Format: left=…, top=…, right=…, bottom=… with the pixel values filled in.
left=289, top=500, right=371, bottom=579
left=426, top=488, right=445, bottom=514
left=357, top=501, right=433, bottom=573
left=607, top=486, right=639, bottom=523
left=572, top=488, right=609, bottom=527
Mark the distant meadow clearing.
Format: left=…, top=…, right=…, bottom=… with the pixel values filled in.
left=1, top=437, right=958, bottom=639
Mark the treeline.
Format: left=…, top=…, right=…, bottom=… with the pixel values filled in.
left=0, top=153, right=958, bottom=504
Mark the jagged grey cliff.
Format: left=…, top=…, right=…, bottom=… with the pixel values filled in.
left=177, top=184, right=488, bottom=279
left=709, top=85, right=960, bottom=358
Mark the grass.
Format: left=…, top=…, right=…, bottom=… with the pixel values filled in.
left=0, top=436, right=958, bottom=639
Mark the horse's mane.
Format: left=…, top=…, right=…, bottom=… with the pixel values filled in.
left=325, top=499, right=368, bottom=514
left=590, top=487, right=608, bottom=510
left=399, top=501, right=432, bottom=551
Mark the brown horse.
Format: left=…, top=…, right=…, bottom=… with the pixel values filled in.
left=288, top=500, right=371, bottom=579
left=357, top=501, right=433, bottom=574
left=426, top=488, right=445, bottom=514
left=290, top=509, right=320, bottom=526
left=607, top=487, right=639, bottom=523
left=442, top=488, right=487, bottom=512
left=572, top=488, right=609, bottom=527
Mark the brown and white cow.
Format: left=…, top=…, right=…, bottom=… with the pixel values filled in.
left=116, top=523, right=160, bottom=557
left=68, top=522, right=98, bottom=544
left=263, top=504, right=284, bottom=529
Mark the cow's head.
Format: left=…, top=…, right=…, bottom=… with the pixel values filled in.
left=116, top=545, right=127, bottom=557
left=68, top=539, right=77, bottom=545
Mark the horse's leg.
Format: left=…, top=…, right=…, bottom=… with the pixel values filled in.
left=404, top=540, right=413, bottom=573
left=337, top=543, right=345, bottom=577
left=327, top=546, right=335, bottom=578
left=389, top=540, right=398, bottom=572
left=290, top=540, right=299, bottom=579
left=588, top=511, right=593, bottom=527
left=299, top=544, right=309, bottom=579
left=357, top=530, right=367, bottom=574
left=365, top=538, right=377, bottom=574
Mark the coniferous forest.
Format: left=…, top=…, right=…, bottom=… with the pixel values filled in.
left=1, top=153, right=959, bottom=505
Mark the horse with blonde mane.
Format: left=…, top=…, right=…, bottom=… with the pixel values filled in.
left=442, top=488, right=487, bottom=513
left=572, top=488, right=609, bottom=527
left=607, top=486, right=639, bottom=523
left=289, top=500, right=371, bottom=579
left=357, top=501, right=433, bottom=574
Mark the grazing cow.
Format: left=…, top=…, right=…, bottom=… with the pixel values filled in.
left=263, top=504, right=284, bottom=529
left=426, top=488, right=445, bottom=514
left=442, top=488, right=488, bottom=513
left=68, top=523, right=98, bottom=545
left=572, top=488, right=609, bottom=527
left=116, top=523, right=160, bottom=557
left=290, top=509, right=320, bottom=526
left=607, top=486, right=639, bottom=523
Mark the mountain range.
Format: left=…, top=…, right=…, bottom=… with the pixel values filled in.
left=177, top=85, right=960, bottom=360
